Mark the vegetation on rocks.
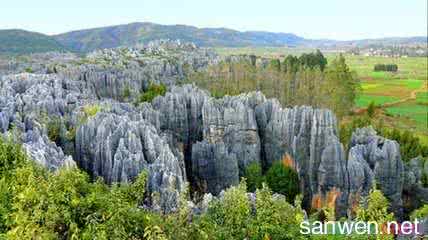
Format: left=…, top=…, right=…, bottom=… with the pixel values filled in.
left=137, top=83, right=167, bottom=104
left=265, top=162, right=300, bottom=203
left=0, top=135, right=307, bottom=239
left=244, top=161, right=300, bottom=203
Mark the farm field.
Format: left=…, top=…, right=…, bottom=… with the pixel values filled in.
left=310, top=54, right=427, bottom=140
left=214, top=48, right=428, bottom=141
left=333, top=55, right=427, bottom=141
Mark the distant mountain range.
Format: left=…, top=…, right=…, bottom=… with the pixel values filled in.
left=0, top=22, right=426, bottom=55
left=0, top=29, right=67, bottom=55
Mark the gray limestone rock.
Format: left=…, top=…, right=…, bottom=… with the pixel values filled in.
left=191, top=141, right=239, bottom=194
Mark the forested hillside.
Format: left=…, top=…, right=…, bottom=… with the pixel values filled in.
left=0, top=30, right=67, bottom=55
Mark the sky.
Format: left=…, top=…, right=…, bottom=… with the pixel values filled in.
left=1, top=0, right=427, bottom=40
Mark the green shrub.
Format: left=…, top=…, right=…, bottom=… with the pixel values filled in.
left=356, top=186, right=395, bottom=237
left=47, top=117, right=62, bottom=145
left=367, top=101, right=377, bottom=118
left=83, top=104, right=101, bottom=117
left=122, top=85, right=131, bottom=100
left=265, top=162, right=300, bottom=203
left=138, top=83, right=167, bottom=104
left=244, top=162, right=264, bottom=192
left=0, top=136, right=28, bottom=235
left=252, top=184, right=302, bottom=239
left=7, top=164, right=150, bottom=240
left=204, top=180, right=251, bottom=239
left=411, top=204, right=428, bottom=220
left=24, top=67, right=33, bottom=73
left=380, top=128, right=428, bottom=161
left=374, top=64, right=398, bottom=72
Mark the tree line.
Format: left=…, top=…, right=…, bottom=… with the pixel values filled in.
left=185, top=50, right=360, bottom=118
left=374, top=64, right=398, bottom=72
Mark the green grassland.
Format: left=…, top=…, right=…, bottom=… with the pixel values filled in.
left=416, top=92, right=428, bottom=104
left=337, top=55, right=428, bottom=81
left=385, top=101, right=427, bottom=130
left=356, top=95, right=400, bottom=108
left=334, top=55, right=427, bottom=140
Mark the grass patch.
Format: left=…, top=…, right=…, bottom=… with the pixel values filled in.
left=398, top=79, right=424, bottom=90
left=416, top=92, right=428, bottom=104
left=356, top=95, right=400, bottom=108
left=370, top=71, right=388, bottom=79
left=83, top=104, right=101, bottom=117
left=385, top=101, right=427, bottom=131
left=361, top=83, right=382, bottom=90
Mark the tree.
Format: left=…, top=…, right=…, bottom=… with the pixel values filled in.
left=251, top=184, right=302, bottom=239
left=322, top=54, right=360, bottom=118
left=0, top=136, right=28, bottom=236
left=356, top=186, right=394, bottom=239
left=411, top=204, right=428, bottom=220
left=367, top=101, right=377, bottom=118
left=137, top=83, right=167, bottom=104
left=265, top=162, right=300, bottom=203
left=244, top=162, right=264, bottom=192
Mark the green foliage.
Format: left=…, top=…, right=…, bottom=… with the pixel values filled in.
left=422, top=172, right=428, bottom=188
left=186, top=51, right=358, bottom=119
left=410, top=204, right=428, bottom=220
left=24, top=67, right=33, bottom=73
left=7, top=165, right=150, bottom=240
left=244, top=162, right=265, bottom=192
left=0, top=136, right=27, bottom=178
left=138, top=83, right=167, bottom=104
left=367, top=101, right=377, bottom=118
left=0, top=29, right=67, bottom=55
left=374, top=64, right=398, bottom=72
left=0, top=137, right=151, bottom=240
left=340, top=116, right=428, bottom=161
left=265, top=162, right=300, bottom=203
left=323, top=54, right=360, bottom=118
left=195, top=181, right=304, bottom=240
left=297, top=49, right=328, bottom=71
left=78, top=104, right=102, bottom=126
left=0, top=137, right=28, bottom=235
left=380, top=128, right=428, bottom=161
left=356, top=187, right=395, bottom=223
left=82, top=104, right=101, bottom=117
left=355, top=186, right=395, bottom=240
left=47, top=117, right=62, bottom=145
left=251, top=184, right=302, bottom=239
left=122, top=85, right=131, bottom=100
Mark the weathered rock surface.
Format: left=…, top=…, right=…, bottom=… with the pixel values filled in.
left=74, top=109, right=186, bottom=212
left=191, top=141, right=239, bottom=194
left=348, top=127, right=404, bottom=218
left=23, top=127, right=76, bottom=171
left=402, top=157, right=428, bottom=216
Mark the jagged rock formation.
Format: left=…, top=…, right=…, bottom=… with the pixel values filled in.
left=0, top=42, right=425, bottom=217
left=58, top=40, right=220, bottom=101
left=347, top=127, right=405, bottom=218
left=75, top=109, right=186, bottom=212
left=402, top=156, right=428, bottom=216
left=23, top=127, right=76, bottom=171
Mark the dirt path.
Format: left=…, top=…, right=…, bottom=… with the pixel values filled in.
left=353, top=87, right=427, bottom=114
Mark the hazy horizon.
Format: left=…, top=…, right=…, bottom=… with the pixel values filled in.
left=1, top=0, right=427, bottom=40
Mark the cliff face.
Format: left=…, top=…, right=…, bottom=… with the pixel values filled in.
left=0, top=42, right=425, bottom=217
